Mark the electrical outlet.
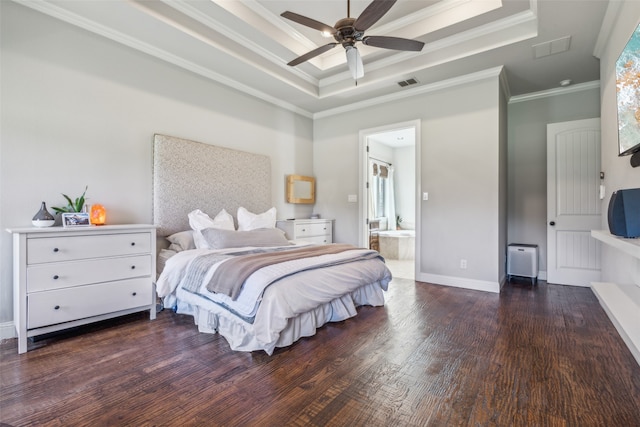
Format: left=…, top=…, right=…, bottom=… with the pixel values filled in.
left=460, top=259, right=467, bottom=269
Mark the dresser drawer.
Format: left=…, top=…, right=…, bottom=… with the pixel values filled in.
left=294, top=222, right=332, bottom=238
left=27, top=233, right=151, bottom=264
left=27, top=278, right=152, bottom=329
left=27, top=255, right=152, bottom=293
left=300, top=235, right=332, bottom=244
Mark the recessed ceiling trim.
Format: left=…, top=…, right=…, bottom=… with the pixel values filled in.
left=311, top=0, right=505, bottom=70
left=371, top=0, right=503, bottom=41
left=14, top=0, right=314, bottom=118
left=213, top=0, right=326, bottom=70
left=314, top=66, right=504, bottom=119
left=318, top=8, right=538, bottom=91
left=163, top=0, right=319, bottom=86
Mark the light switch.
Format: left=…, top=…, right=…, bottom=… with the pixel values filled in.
left=423, top=192, right=429, bottom=201
left=348, top=194, right=357, bottom=203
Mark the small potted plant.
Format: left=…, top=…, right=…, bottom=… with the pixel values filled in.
left=52, top=186, right=88, bottom=214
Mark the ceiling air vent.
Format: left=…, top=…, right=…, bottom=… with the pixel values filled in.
left=532, top=36, right=571, bottom=59
left=397, top=78, right=419, bottom=88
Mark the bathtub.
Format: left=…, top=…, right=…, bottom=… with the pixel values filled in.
left=378, top=229, right=415, bottom=260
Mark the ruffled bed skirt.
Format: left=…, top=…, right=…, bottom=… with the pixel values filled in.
left=173, top=281, right=386, bottom=355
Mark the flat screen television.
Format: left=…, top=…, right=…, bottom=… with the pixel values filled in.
left=616, top=23, right=640, bottom=157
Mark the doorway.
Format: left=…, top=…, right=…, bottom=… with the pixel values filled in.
left=359, top=120, right=421, bottom=280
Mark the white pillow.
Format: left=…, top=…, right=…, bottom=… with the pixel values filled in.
left=202, top=228, right=291, bottom=250
left=166, top=230, right=196, bottom=252
left=188, top=209, right=235, bottom=249
left=237, top=207, right=276, bottom=231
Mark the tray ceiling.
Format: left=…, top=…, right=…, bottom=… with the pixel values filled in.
left=14, top=0, right=610, bottom=117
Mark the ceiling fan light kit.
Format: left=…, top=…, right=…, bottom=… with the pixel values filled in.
left=345, top=45, right=364, bottom=79
left=281, top=0, right=425, bottom=80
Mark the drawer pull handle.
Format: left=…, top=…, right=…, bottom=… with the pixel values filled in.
left=53, top=248, right=59, bottom=253
left=130, top=242, right=136, bottom=246
left=54, top=305, right=60, bottom=310
left=132, top=292, right=137, bottom=296
left=53, top=275, right=59, bottom=280
left=131, top=265, right=136, bottom=270
left=302, top=228, right=306, bottom=232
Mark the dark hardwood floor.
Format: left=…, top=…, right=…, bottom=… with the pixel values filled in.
left=1, top=278, right=639, bottom=426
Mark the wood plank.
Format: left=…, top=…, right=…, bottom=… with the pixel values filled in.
left=1, top=278, right=639, bottom=426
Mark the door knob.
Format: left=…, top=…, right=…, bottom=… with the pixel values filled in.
left=549, top=221, right=556, bottom=226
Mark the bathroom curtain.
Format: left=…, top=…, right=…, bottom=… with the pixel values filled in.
left=369, top=161, right=396, bottom=230
left=384, top=166, right=396, bottom=229
left=368, top=161, right=378, bottom=222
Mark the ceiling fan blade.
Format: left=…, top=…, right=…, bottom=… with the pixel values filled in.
left=362, top=36, right=425, bottom=51
left=353, top=0, right=397, bottom=31
left=287, top=43, right=338, bottom=67
left=345, top=45, right=364, bottom=79
left=281, top=11, right=337, bottom=35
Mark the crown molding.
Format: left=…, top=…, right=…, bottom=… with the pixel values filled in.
left=164, top=0, right=318, bottom=87
left=499, top=68, right=511, bottom=101
left=314, top=66, right=505, bottom=119
left=508, top=81, right=600, bottom=104
left=13, top=0, right=314, bottom=118
left=318, top=7, right=537, bottom=95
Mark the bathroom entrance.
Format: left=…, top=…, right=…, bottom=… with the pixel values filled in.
left=359, top=120, right=419, bottom=280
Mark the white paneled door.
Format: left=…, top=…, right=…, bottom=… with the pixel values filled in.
left=547, top=118, right=602, bottom=286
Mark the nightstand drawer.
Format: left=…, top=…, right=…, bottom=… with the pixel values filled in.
left=294, top=222, right=331, bottom=237
left=27, top=278, right=152, bottom=328
left=300, top=235, right=332, bottom=244
left=27, top=255, right=152, bottom=292
left=27, top=233, right=151, bottom=264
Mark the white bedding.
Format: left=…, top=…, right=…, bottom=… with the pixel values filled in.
left=157, top=244, right=392, bottom=354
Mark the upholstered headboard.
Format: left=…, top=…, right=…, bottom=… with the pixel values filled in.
left=153, top=134, right=272, bottom=237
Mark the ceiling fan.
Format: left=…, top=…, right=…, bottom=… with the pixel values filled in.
left=281, top=0, right=425, bottom=80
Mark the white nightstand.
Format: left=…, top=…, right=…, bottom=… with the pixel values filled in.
left=276, top=219, right=333, bottom=244
left=7, top=224, right=157, bottom=353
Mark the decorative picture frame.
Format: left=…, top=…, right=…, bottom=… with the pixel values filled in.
left=61, top=212, right=91, bottom=227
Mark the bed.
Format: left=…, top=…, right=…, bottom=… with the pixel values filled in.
left=153, top=134, right=392, bottom=355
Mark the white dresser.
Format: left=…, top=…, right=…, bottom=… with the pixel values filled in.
left=276, top=219, right=333, bottom=244
left=7, top=224, right=157, bottom=353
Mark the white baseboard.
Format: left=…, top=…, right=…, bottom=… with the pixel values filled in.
left=538, top=270, right=547, bottom=280
left=0, top=321, right=16, bottom=340
left=416, top=273, right=501, bottom=293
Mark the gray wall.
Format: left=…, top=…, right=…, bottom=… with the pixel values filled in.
left=394, top=146, right=416, bottom=230
left=0, top=2, right=314, bottom=328
left=507, top=87, right=601, bottom=278
left=314, top=75, right=506, bottom=292
left=598, top=3, right=640, bottom=286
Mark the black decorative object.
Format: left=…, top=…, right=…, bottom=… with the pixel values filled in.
left=608, top=188, right=640, bottom=238
left=32, top=201, right=55, bottom=227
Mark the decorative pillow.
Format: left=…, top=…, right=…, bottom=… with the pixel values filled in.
left=188, top=209, right=236, bottom=249
left=157, top=248, right=177, bottom=275
left=237, top=207, right=277, bottom=231
left=201, top=227, right=291, bottom=250
left=166, top=230, right=196, bottom=252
